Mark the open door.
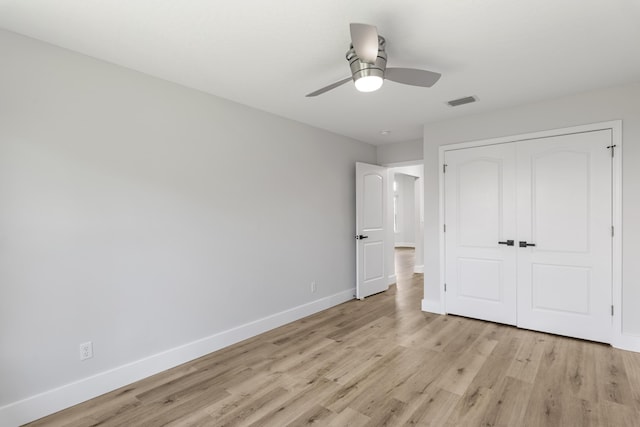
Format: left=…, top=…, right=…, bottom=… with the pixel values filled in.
left=356, top=162, right=388, bottom=299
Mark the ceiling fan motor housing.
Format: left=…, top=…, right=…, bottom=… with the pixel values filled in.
left=346, top=36, right=387, bottom=82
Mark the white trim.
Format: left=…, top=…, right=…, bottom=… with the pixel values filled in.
left=611, top=333, right=640, bottom=353
left=437, top=146, right=447, bottom=315
left=432, top=144, right=448, bottom=314
left=422, top=298, right=445, bottom=314
left=414, top=264, right=424, bottom=274
left=608, top=122, right=635, bottom=351
left=380, top=159, right=423, bottom=168
left=436, top=120, right=631, bottom=350
left=0, top=289, right=355, bottom=427
left=438, top=121, right=622, bottom=152
left=387, top=274, right=397, bottom=286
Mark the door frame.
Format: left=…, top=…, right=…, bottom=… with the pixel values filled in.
left=437, top=120, right=623, bottom=347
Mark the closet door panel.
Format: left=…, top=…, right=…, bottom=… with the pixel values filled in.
left=444, top=144, right=517, bottom=325
left=516, top=130, right=612, bottom=343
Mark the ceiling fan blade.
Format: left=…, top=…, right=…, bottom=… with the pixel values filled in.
left=350, top=23, right=379, bottom=64
left=385, top=68, right=441, bottom=87
left=305, top=77, right=352, bottom=97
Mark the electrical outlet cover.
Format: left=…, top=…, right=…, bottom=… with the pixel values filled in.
left=79, top=341, right=93, bottom=360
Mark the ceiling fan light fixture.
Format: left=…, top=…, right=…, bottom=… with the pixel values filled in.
left=355, top=75, right=383, bottom=92
left=305, top=24, right=441, bottom=97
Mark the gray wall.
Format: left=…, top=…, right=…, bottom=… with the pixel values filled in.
left=377, top=139, right=422, bottom=165
left=0, top=30, right=376, bottom=407
left=422, top=82, right=640, bottom=336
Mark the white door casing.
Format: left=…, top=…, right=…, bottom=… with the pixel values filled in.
left=443, top=129, right=613, bottom=343
left=356, top=162, right=388, bottom=299
left=516, top=130, right=612, bottom=343
left=444, top=144, right=518, bottom=325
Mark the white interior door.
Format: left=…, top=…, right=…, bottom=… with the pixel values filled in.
left=443, top=129, right=613, bottom=343
left=516, top=130, right=612, bottom=343
left=356, top=162, right=388, bottom=299
left=444, top=144, right=518, bottom=325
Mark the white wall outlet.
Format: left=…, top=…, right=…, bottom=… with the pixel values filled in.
left=311, top=281, right=317, bottom=293
left=79, top=341, right=93, bottom=361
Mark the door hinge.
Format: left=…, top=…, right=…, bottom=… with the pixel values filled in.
left=444, top=283, right=447, bottom=292
left=612, top=226, right=615, bottom=237
left=607, top=144, right=617, bottom=157
left=611, top=305, right=614, bottom=316
left=443, top=164, right=448, bottom=173
left=443, top=224, right=447, bottom=233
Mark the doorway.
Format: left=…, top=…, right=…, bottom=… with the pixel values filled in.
left=393, top=173, right=417, bottom=248
left=386, top=163, right=424, bottom=287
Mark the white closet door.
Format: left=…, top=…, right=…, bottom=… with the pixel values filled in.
left=516, top=130, right=612, bottom=343
left=444, top=144, right=517, bottom=325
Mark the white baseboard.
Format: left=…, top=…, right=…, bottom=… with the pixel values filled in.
left=0, top=289, right=355, bottom=427
left=612, top=332, right=640, bottom=353
left=422, top=298, right=444, bottom=315
left=387, top=274, right=397, bottom=285
left=414, top=264, right=424, bottom=274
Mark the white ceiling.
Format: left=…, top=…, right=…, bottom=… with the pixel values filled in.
left=1, top=0, right=639, bottom=145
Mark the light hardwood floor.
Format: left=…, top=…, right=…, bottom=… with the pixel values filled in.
left=28, top=248, right=640, bottom=426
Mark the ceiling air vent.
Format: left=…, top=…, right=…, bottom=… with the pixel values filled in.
left=447, top=96, right=477, bottom=107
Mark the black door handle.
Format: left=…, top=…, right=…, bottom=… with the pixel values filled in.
left=355, top=235, right=369, bottom=240
left=498, top=240, right=514, bottom=246
left=519, top=241, right=536, bottom=247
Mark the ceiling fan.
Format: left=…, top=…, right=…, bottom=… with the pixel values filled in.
left=306, top=23, right=441, bottom=97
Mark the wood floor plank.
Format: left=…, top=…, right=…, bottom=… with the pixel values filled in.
left=321, top=345, right=408, bottom=413
left=559, top=397, right=600, bottom=427
left=24, top=248, right=640, bottom=427
left=409, top=315, right=467, bottom=353
left=325, top=407, right=371, bottom=427
left=363, top=397, right=407, bottom=425
left=506, top=330, right=546, bottom=384
left=593, top=343, right=635, bottom=406
left=479, top=376, right=533, bottom=427
left=134, top=362, right=233, bottom=402
left=523, top=335, right=571, bottom=426
left=621, top=350, right=640, bottom=411
left=284, top=405, right=334, bottom=426
left=246, top=377, right=339, bottom=426
left=439, top=317, right=487, bottom=355
left=445, top=385, right=495, bottom=426
left=345, top=347, right=429, bottom=417
left=389, top=349, right=451, bottom=404
left=128, top=386, right=230, bottom=427
left=210, top=386, right=291, bottom=427
left=563, top=339, right=600, bottom=403
left=395, top=386, right=460, bottom=426
left=466, top=354, right=511, bottom=393
left=161, top=410, right=219, bottom=427
left=319, top=332, right=402, bottom=385
left=598, top=400, right=638, bottom=427
left=434, top=330, right=498, bottom=396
